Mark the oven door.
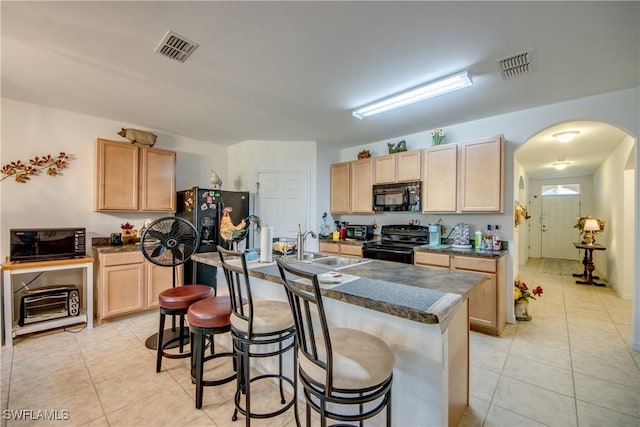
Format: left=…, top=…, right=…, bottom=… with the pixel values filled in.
left=362, top=246, right=414, bottom=264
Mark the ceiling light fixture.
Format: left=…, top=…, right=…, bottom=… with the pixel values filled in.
left=553, top=161, right=570, bottom=170
left=553, top=131, right=579, bottom=143
left=352, top=70, right=472, bottom=120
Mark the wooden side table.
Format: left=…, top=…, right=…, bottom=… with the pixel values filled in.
left=572, top=243, right=606, bottom=286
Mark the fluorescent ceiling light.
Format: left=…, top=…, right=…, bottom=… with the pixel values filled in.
left=553, top=131, right=579, bottom=143
left=552, top=161, right=570, bottom=170
left=352, top=71, right=472, bottom=120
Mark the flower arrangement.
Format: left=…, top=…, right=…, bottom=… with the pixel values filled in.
left=573, top=216, right=605, bottom=233
left=514, top=279, right=543, bottom=302
left=431, top=128, right=445, bottom=145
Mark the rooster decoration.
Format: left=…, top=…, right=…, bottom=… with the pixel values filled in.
left=219, top=207, right=261, bottom=248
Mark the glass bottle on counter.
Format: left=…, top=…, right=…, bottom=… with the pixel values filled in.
left=492, top=225, right=502, bottom=250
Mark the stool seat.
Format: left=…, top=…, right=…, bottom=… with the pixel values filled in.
left=159, top=285, right=214, bottom=310
left=187, top=296, right=232, bottom=328
left=230, top=300, right=294, bottom=335
left=300, top=327, right=394, bottom=390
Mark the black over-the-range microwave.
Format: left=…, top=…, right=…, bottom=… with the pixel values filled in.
left=373, top=181, right=422, bottom=212
left=10, top=228, right=86, bottom=263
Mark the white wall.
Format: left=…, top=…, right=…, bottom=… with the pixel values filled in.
left=226, top=139, right=320, bottom=250
left=0, top=98, right=228, bottom=259
left=594, top=135, right=635, bottom=298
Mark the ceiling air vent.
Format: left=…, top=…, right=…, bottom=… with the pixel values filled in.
left=498, top=50, right=537, bottom=80
left=154, top=30, right=199, bottom=63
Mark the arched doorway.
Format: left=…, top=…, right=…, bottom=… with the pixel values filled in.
left=514, top=120, right=638, bottom=351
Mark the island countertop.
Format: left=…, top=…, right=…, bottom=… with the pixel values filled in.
left=191, top=253, right=487, bottom=332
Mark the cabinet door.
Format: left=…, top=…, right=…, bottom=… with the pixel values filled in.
left=467, top=274, right=497, bottom=329
left=140, top=147, right=176, bottom=212
left=146, top=263, right=183, bottom=308
left=100, top=263, right=145, bottom=318
left=396, top=150, right=422, bottom=182
left=350, top=158, right=374, bottom=213
left=330, top=162, right=351, bottom=214
left=414, top=251, right=450, bottom=269
left=459, top=137, right=503, bottom=213
left=319, top=241, right=340, bottom=254
left=96, top=139, right=139, bottom=211
left=339, top=244, right=362, bottom=258
left=422, top=145, right=457, bottom=212
left=374, top=155, right=395, bottom=184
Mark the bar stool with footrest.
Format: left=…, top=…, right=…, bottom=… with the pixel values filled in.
left=155, top=285, right=214, bottom=372
left=277, top=259, right=394, bottom=427
left=218, top=246, right=300, bottom=427
left=187, top=295, right=236, bottom=409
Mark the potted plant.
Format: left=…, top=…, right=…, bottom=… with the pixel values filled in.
left=513, top=279, right=543, bottom=321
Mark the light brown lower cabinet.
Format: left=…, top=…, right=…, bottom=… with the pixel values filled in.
left=415, top=251, right=505, bottom=336
left=318, top=241, right=363, bottom=258
left=95, top=250, right=182, bottom=321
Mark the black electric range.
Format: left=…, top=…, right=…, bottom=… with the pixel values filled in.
left=362, top=225, right=429, bottom=264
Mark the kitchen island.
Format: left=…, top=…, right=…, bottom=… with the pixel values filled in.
left=192, top=253, right=487, bottom=427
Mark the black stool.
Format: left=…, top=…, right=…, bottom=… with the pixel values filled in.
left=187, top=295, right=236, bottom=409
left=156, top=284, right=214, bottom=372
left=218, top=246, right=299, bottom=427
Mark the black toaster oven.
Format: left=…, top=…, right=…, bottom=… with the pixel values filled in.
left=345, top=225, right=374, bottom=241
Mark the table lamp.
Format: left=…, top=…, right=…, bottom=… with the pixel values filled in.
left=583, top=218, right=601, bottom=245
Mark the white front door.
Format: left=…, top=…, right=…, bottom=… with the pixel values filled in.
left=541, top=194, right=581, bottom=260
left=257, top=172, right=309, bottom=240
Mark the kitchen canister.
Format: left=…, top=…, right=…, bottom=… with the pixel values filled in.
left=260, top=227, right=273, bottom=262
left=474, top=231, right=482, bottom=248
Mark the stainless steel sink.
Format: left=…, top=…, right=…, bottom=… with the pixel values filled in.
left=310, top=256, right=371, bottom=269
left=300, top=252, right=330, bottom=261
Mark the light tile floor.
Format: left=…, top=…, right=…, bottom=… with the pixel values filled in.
left=1, top=258, right=638, bottom=427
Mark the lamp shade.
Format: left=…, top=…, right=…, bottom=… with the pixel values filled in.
left=583, top=218, right=601, bottom=232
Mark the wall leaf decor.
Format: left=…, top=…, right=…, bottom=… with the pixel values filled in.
left=1, top=152, right=69, bottom=183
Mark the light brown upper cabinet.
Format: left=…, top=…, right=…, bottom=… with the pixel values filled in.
left=458, top=136, right=504, bottom=213
left=330, top=158, right=374, bottom=214
left=330, top=161, right=351, bottom=214
left=374, top=150, right=422, bottom=184
left=350, top=158, right=374, bottom=214
left=421, top=136, right=504, bottom=214
left=96, top=139, right=176, bottom=212
left=422, top=145, right=457, bottom=212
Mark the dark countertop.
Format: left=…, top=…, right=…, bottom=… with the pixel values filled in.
left=92, top=244, right=141, bottom=254
left=414, top=244, right=507, bottom=258
left=192, top=252, right=487, bottom=332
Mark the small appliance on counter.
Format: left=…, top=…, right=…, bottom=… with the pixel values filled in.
left=9, top=228, right=86, bottom=263
left=428, top=223, right=441, bottom=247
left=345, top=224, right=374, bottom=241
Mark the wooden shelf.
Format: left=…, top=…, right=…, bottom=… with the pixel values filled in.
left=3, top=258, right=94, bottom=346
left=14, top=312, right=87, bottom=337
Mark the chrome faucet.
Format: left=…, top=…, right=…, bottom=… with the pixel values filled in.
left=297, top=224, right=318, bottom=261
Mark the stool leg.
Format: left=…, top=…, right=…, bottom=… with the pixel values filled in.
left=194, top=328, right=205, bottom=409
left=278, top=337, right=286, bottom=404
left=386, top=388, right=392, bottom=427
left=179, top=314, right=185, bottom=354
left=156, top=312, right=166, bottom=373
left=243, top=341, right=251, bottom=427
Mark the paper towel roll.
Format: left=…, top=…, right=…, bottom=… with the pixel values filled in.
left=260, top=227, right=273, bottom=262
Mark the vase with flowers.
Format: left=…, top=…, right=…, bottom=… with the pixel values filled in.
left=431, top=128, right=445, bottom=145
left=513, top=279, right=543, bottom=321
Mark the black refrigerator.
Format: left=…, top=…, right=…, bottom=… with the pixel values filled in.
left=176, top=187, right=252, bottom=288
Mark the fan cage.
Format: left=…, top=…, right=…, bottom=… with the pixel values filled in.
left=140, top=217, right=199, bottom=267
